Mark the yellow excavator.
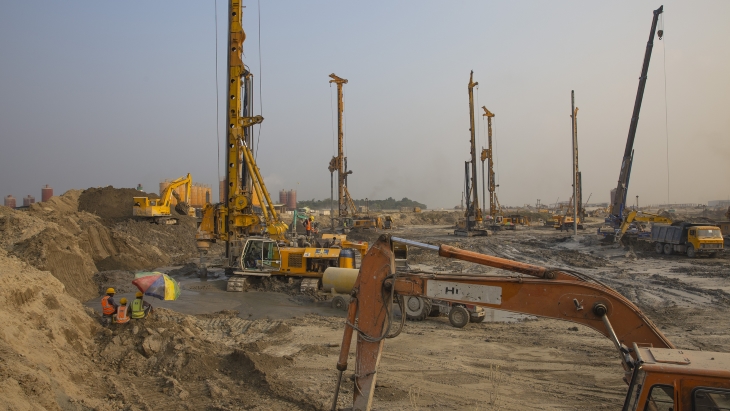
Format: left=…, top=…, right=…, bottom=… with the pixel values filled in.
left=133, top=173, right=194, bottom=224
left=195, top=0, right=366, bottom=292
left=614, top=209, right=673, bottom=243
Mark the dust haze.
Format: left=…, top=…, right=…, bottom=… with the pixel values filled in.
left=1, top=1, right=729, bottom=207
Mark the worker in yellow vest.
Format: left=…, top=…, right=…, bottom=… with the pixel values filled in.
left=100, top=288, right=118, bottom=326
left=115, top=298, right=130, bottom=324
left=131, top=291, right=153, bottom=319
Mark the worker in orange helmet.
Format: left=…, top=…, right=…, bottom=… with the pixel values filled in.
left=100, top=287, right=118, bottom=326
left=115, top=298, right=130, bottom=324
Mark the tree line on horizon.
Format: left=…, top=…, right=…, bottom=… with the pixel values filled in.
left=297, top=197, right=426, bottom=211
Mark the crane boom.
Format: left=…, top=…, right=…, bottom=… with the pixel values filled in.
left=610, top=5, right=663, bottom=221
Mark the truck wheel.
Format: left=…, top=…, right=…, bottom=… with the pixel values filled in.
left=428, top=306, right=441, bottom=317
left=663, top=244, right=673, bottom=255
left=709, top=252, right=718, bottom=258
left=655, top=243, right=664, bottom=254
left=448, top=306, right=470, bottom=328
left=331, top=295, right=348, bottom=311
left=686, top=245, right=696, bottom=258
left=404, top=296, right=432, bottom=321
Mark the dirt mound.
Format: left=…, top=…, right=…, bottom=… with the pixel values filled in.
left=0, top=249, right=104, bottom=410
left=93, top=270, right=137, bottom=295
left=112, top=217, right=199, bottom=264
left=92, top=309, right=311, bottom=409
left=0, top=251, right=312, bottom=410
left=12, top=227, right=100, bottom=301
left=389, top=210, right=461, bottom=226
left=30, top=189, right=83, bottom=214
left=255, top=277, right=301, bottom=295
left=3, top=187, right=206, bottom=302
left=0, top=206, right=56, bottom=250
left=79, top=186, right=158, bottom=221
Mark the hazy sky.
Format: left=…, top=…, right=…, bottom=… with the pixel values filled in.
left=1, top=1, right=729, bottom=209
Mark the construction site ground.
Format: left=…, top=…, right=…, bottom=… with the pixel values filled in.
left=2, top=192, right=729, bottom=410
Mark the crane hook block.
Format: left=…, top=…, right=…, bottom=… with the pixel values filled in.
left=657, top=30, right=663, bottom=39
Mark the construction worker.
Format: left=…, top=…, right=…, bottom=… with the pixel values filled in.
left=100, top=288, right=118, bottom=326
left=115, top=298, right=130, bottom=324
left=304, top=216, right=313, bottom=237
left=131, top=291, right=153, bottom=320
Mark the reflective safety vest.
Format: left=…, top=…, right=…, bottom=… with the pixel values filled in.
left=304, top=220, right=311, bottom=230
left=131, top=298, right=145, bottom=319
left=101, top=296, right=115, bottom=315
left=116, top=305, right=130, bottom=324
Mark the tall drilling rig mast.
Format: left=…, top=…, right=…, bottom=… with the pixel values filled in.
left=466, top=72, right=481, bottom=225
left=328, top=73, right=352, bottom=223
left=571, top=91, right=580, bottom=235
left=223, top=0, right=265, bottom=263
left=481, top=106, right=498, bottom=220
left=455, top=72, right=489, bottom=236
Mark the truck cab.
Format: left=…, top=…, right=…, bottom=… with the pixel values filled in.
left=687, top=226, right=724, bottom=256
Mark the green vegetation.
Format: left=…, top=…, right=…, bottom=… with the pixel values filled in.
left=297, top=197, right=426, bottom=211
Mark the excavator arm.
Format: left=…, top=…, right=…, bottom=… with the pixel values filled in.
left=615, top=210, right=673, bottom=243
left=160, top=173, right=192, bottom=208
left=333, top=235, right=673, bottom=411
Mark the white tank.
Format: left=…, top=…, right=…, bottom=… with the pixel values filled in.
left=322, top=267, right=359, bottom=294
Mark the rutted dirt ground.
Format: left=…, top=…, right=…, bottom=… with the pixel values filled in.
left=2, top=199, right=729, bottom=409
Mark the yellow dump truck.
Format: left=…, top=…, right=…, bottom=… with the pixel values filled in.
left=651, top=223, right=725, bottom=258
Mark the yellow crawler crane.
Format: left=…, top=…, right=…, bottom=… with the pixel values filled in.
left=133, top=173, right=194, bottom=224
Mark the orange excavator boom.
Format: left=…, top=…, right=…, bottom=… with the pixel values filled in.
left=332, top=235, right=674, bottom=411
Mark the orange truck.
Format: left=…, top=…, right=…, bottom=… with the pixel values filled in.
left=331, top=235, right=730, bottom=411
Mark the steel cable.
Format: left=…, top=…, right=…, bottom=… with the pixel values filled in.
left=214, top=0, right=220, bottom=186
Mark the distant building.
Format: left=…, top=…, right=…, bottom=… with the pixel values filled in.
left=4, top=195, right=16, bottom=208
left=708, top=200, right=730, bottom=207
left=41, top=185, right=53, bottom=202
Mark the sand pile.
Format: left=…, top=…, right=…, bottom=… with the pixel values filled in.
left=0, top=248, right=318, bottom=410
left=3, top=188, right=205, bottom=302
left=79, top=186, right=158, bottom=220
left=90, top=309, right=321, bottom=410
left=0, top=249, right=106, bottom=410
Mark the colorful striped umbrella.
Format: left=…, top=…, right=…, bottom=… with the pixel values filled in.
left=132, top=272, right=181, bottom=301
